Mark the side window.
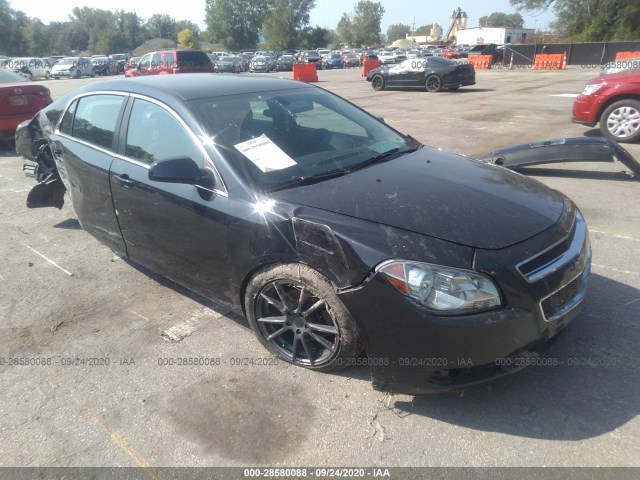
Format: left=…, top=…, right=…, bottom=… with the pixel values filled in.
left=163, top=52, right=175, bottom=66
left=58, top=99, right=78, bottom=135
left=140, top=53, right=151, bottom=68
left=71, top=95, right=125, bottom=150
left=151, top=53, right=162, bottom=67
left=125, top=99, right=202, bottom=166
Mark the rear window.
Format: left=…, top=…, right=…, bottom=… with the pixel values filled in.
left=176, top=51, right=211, bottom=67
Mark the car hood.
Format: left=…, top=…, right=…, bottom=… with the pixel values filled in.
left=271, top=146, right=566, bottom=250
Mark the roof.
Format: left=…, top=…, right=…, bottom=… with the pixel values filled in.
left=80, top=73, right=311, bottom=101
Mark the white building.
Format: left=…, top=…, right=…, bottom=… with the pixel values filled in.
left=455, top=27, right=535, bottom=46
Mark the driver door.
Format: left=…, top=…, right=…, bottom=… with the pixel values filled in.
left=109, top=97, right=233, bottom=300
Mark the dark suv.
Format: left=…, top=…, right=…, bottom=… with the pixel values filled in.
left=125, top=49, right=214, bottom=77
left=298, top=50, right=323, bottom=70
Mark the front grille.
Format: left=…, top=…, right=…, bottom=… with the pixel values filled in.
left=519, top=224, right=576, bottom=278
left=516, top=211, right=586, bottom=283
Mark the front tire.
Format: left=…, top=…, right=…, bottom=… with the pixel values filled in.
left=426, top=75, right=442, bottom=92
left=600, top=99, right=640, bottom=143
left=371, top=74, right=385, bottom=91
left=244, top=263, right=363, bottom=371
left=73, top=69, right=81, bottom=79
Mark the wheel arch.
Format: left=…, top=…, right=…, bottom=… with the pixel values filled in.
left=596, top=94, right=640, bottom=123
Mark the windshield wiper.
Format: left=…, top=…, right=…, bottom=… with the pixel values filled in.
left=267, top=169, right=349, bottom=192
left=349, top=146, right=421, bottom=173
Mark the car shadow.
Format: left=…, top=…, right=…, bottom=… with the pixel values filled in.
left=583, top=128, right=603, bottom=138
left=450, top=87, right=497, bottom=93
left=121, top=258, right=249, bottom=329
left=52, top=218, right=82, bottom=229
left=0, top=141, right=16, bottom=156
left=380, top=87, right=496, bottom=93
left=118, top=258, right=640, bottom=442
left=386, top=273, right=640, bottom=441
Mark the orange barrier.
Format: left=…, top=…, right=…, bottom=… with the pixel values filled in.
left=292, top=63, right=318, bottom=82
left=361, top=59, right=382, bottom=77
left=615, top=51, right=640, bottom=60
left=467, top=55, right=493, bottom=70
left=533, top=54, right=564, bottom=70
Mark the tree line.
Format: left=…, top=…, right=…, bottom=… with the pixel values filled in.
left=511, top=0, right=639, bottom=40
left=0, top=0, right=387, bottom=56
left=2, top=0, right=636, bottom=57
left=0, top=0, right=202, bottom=56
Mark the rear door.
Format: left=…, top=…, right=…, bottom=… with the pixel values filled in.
left=47, top=93, right=128, bottom=254
left=109, top=97, right=232, bottom=299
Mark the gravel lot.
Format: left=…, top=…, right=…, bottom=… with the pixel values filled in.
left=1, top=67, right=639, bottom=471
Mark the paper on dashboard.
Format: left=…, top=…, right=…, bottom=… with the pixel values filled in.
left=234, top=134, right=297, bottom=172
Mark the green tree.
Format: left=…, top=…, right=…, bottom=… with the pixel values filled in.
left=299, top=26, right=332, bottom=49
left=205, top=0, right=268, bottom=49
left=386, top=23, right=411, bottom=43
left=177, top=28, right=200, bottom=48
left=146, top=14, right=177, bottom=40
left=114, top=11, right=145, bottom=50
left=263, top=0, right=315, bottom=50
left=336, top=13, right=355, bottom=47
left=478, top=12, right=524, bottom=28
left=511, top=0, right=640, bottom=40
left=351, top=1, right=385, bottom=46
left=175, top=20, right=201, bottom=39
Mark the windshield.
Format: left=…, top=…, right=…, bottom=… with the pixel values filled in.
left=190, top=88, right=414, bottom=191
left=58, top=58, right=78, bottom=65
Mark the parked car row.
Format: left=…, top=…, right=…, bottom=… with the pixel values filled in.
left=1, top=53, right=133, bottom=80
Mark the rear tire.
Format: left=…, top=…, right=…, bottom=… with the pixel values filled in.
left=371, top=74, right=385, bottom=91
left=600, top=99, right=640, bottom=143
left=425, top=75, right=442, bottom=92
left=244, top=263, right=363, bottom=372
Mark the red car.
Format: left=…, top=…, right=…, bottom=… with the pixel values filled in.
left=440, top=48, right=460, bottom=60
left=0, top=70, right=52, bottom=143
left=125, top=49, right=214, bottom=77
left=572, top=65, right=640, bottom=143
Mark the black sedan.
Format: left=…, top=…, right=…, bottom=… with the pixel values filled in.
left=16, top=74, right=591, bottom=394
left=275, top=55, right=296, bottom=72
left=367, top=57, right=476, bottom=92
left=215, top=56, right=243, bottom=73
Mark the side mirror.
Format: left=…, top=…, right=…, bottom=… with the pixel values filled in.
left=149, top=156, right=204, bottom=184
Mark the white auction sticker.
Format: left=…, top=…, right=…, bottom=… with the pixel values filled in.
left=234, top=134, right=297, bottom=172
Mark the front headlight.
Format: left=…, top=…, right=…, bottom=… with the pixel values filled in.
left=379, top=261, right=502, bottom=315
left=581, top=83, right=605, bottom=96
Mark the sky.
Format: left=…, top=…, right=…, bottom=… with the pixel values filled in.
left=13, top=0, right=556, bottom=33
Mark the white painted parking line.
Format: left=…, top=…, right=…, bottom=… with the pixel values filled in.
left=25, top=245, right=73, bottom=276
left=129, top=310, right=153, bottom=322
left=161, top=307, right=216, bottom=342
left=549, top=93, right=579, bottom=98
left=590, top=230, right=640, bottom=243
left=592, top=263, right=640, bottom=276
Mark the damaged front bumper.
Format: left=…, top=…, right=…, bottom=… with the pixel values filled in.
left=338, top=211, right=592, bottom=395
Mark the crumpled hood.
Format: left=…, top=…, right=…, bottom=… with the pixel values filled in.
left=271, top=146, right=566, bottom=249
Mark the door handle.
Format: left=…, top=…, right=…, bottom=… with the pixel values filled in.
left=117, top=174, right=135, bottom=189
